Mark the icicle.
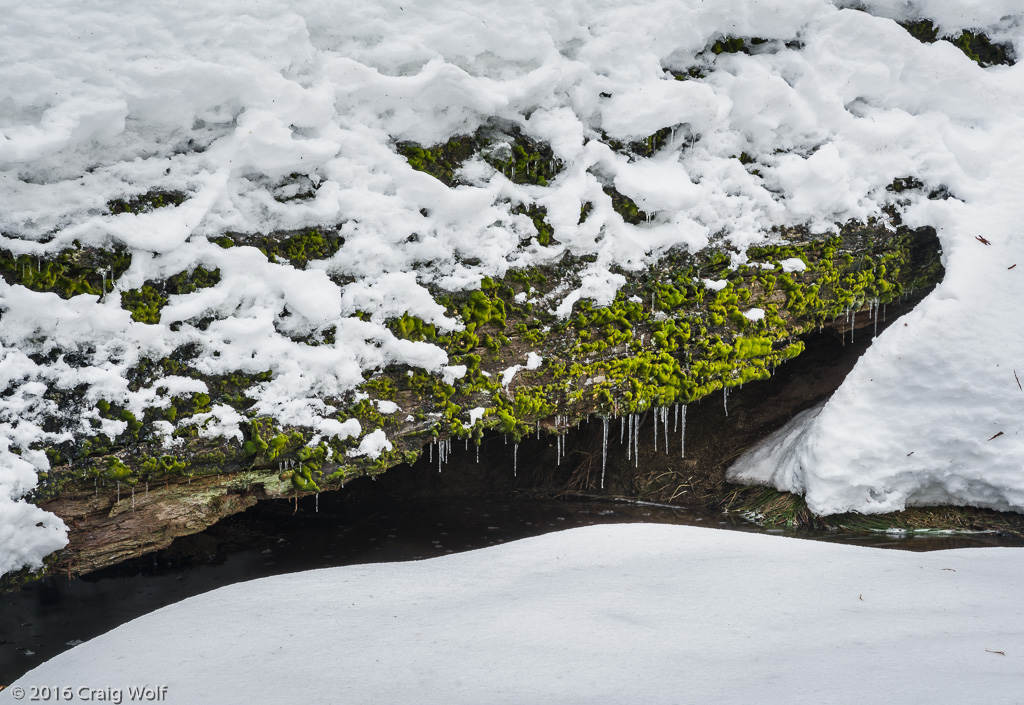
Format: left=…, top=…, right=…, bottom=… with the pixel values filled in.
left=680, top=404, right=687, bottom=458
left=634, top=413, right=639, bottom=468
left=601, top=417, right=609, bottom=489
left=476, top=443, right=479, bottom=464
left=429, top=441, right=433, bottom=462
left=873, top=299, right=879, bottom=338
left=674, top=403, right=678, bottom=432
left=653, top=405, right=658, bottom=452
left=465, top=438, right=468, bottom=451
left=627, top=414, right=632, bottom=461
left=513, top=444, right=518, bottom=477
left=536, top=419, right=540, bottom=440
left=723, top=386, right=729, bottom=417
left=621, top=416, right=625, bottom=444
left=663, top=407, right=669, bottom=455
left=315, top=493, right=319, bottom=513
left=131, top=486, right=135, bottom=510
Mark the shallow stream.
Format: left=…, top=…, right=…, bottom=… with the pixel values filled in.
left=4, top=492, right=1023, bottom=684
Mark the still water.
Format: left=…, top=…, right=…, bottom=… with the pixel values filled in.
left=2, top=493, right=1021, bottom=684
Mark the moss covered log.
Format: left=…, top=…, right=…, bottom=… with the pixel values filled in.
left=0, top=126, right=947, bottom=581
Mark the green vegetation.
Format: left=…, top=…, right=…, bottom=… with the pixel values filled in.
left=0, top=245, right=132, bottom=299
left=121, top=265, right=221, bottom=324
left=397, top=121, right=563, bottom=188
left=722, top=485, right=1024, bottom=536
left=900, top=20, right=1015, bottom=67
left=108, top=190, right=186, bottom=215
left=214, top=227, right=342, bottom=268
left=27, top=207, right=943, bottom=509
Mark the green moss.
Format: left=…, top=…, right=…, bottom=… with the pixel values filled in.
left=900, top=20, right=1015, bottom=67
left=107, top=190, right=186, bottom=215
left=104, top=456, right=133, bottom=482
left=214, top=228, right=342, bottom=268
left=398, top=122, right=563, bottom=188
left=121, top=285, right=167, bottom=324
left=604, top=186, right=650, bottom=225
left=397, top=136, right=481, bottom=186
left=512, top=204, right=555, bottom=246
left=36, top=216, right=943, bottom=503
left=0, top=245, right=132, bottom=299
left=711, top=36, right=747, bottom=55
left=120, top=266, right=222, bottom=324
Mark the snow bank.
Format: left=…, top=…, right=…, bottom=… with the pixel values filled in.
left=11, top=524, right=1024, bottom=704
left=2, top=0, right=1024, bottom=571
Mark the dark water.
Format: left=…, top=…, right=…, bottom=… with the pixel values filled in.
left=2, top=493, right=1022, bottom=684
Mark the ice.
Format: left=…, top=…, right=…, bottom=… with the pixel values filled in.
left=680, top=404, right=687, bottom=459
left=601, top=417, right=609, bottom=489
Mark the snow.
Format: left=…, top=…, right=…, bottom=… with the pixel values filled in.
left=525, top=351, right=543, bottom=370
left=500, top=365, right=522, bottom=387
left=779, top=257, right=807, bottom=272
left=2, top=0, right=1024, bottom=571
left=11, top=524, right=1024, bottom=704
left=346, top=428, right=391, bottom=460
left=374, top=399, right=399, bottom=414
left=441, top=365, right=467, bottom=385
left=743, top=307, right=765, bottom=321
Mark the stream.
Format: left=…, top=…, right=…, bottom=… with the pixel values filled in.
left=3, top=491, right=1023, bottom=684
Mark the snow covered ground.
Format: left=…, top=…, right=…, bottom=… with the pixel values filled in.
left=7, top=524, right=1023, bottom=704
left=2, top=0, right=1024, bottom=573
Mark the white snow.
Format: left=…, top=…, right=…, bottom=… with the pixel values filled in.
left=467, top=407, right=487, bottom=426
left=743, top=307, right=766, bottom=321
left=441, top=365, right=467, bottom=386
left=374, top=399, right=399, bottom=415
left=1, top=0, right=1024, bottom=571
left=702, top=279, right=729, bottom=292
left=500, top=365, right=522, bottom=388
left=12, top=524, right=1024, bottom=704
left=779, top=257, right=807, bottom=272
left=525, top=352, right=543, bottom=370
left=346, top=428, right=392, bottom=460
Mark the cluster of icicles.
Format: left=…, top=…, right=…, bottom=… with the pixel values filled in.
left=426, top=404, right=689, bottom=490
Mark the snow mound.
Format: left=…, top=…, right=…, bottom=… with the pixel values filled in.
left=12, top=524, right=1024, bottom=704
